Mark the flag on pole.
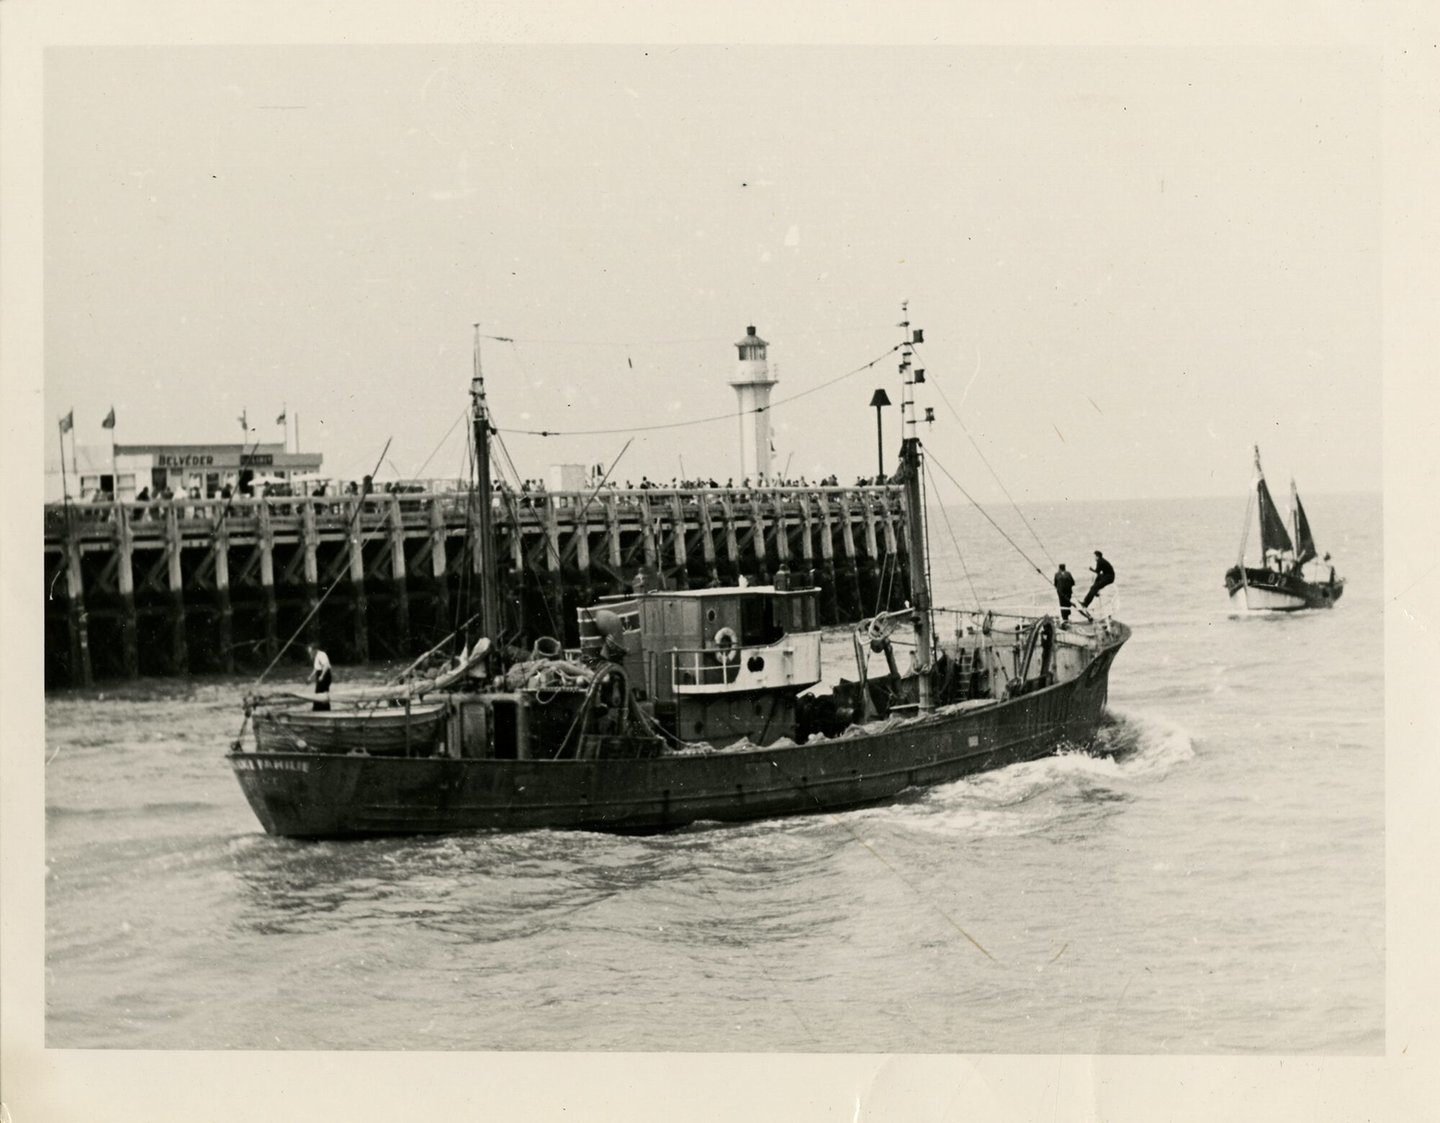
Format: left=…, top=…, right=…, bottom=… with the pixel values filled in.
left=59, top=410, right=74, bottom=433
left=276, top=407, right=287, bottom=425
left=238, top=409, right=248, bottom=433
left=102, top=406, right=116, bottom=429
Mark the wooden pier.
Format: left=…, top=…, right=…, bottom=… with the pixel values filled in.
left=43, top=485, right=911, bottom=687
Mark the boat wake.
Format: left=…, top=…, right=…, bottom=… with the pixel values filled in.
left=1088, top=708, right=1196, bottom=775
left=840, top=708, right=1195, bottom=838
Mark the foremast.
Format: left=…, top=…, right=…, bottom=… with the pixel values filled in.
left=897, top=303, right=934, bottom=713
left=470, top=324, right=503, bottom=645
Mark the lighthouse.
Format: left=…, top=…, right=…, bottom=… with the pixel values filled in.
left=728, top=325, right=777, bottom=480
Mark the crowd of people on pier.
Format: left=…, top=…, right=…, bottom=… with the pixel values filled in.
left=60, top=470, right=907, bottom=526
left=494, top=472, right=904, bottom=514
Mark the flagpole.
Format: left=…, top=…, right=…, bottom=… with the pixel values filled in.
left=59, top=418, right=71, bottom=501
left=110, top=423, right=117, bottom=500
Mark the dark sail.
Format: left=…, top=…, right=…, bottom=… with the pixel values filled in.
left=1292, top=484, right=1318, bottom=565
left=1256, top=476, right=1294, bottom=556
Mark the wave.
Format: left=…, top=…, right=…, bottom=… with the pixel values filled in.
left=1092, top=708, right=1197, bottom=776
left=828, top=708, right=1196, bottom=840
left=46, top=799, right=223, bottom=820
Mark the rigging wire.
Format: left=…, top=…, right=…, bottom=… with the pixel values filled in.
left=495, top=345, right=899, bottom=438
left=407, top=407, right=469, bottom=484
left=925, top=449, right=1050, bottom=585
left=490, top=427, right=526, bottom=491
left=1236, top=486, right=1255, bottom=565
left=490, top=457, right=564, bottom=641
left=923, top=458, right=982, bottom=610
left=252, top=437, right=394, bottom=688
left=477, top=323, right=895, bottom=349
left=506, top=438, right=635, bottom=639
left=915, top=341, right=1056, bottom=570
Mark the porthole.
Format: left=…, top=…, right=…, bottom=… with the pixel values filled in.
left=747, top=655, right=765, bottom=673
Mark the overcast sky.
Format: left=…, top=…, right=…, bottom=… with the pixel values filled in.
left=43, top=45, right=1379, bottom=501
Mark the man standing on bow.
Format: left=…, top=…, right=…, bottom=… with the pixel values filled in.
left=1053, top=563, right=1076, bottom=627
left=1080, top=550, right=1115, bottom=612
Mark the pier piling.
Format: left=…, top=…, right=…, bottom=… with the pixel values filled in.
left=44, top=484, right=909, bottom=687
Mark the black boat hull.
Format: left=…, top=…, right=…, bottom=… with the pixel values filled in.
left=227, top=629, right=1127, bottom=837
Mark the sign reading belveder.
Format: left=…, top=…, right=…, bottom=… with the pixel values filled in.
left=156, top=452, right=275, bottom=467
left=116, top=444, right=318, bottom=470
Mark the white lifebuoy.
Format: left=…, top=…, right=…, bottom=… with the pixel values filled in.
left=713, top=627, right=739, bottom=663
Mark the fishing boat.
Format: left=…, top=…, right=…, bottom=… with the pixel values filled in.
left=1224, top=446, right=1344, bottom=611
left=226, top=314, right=1131, bottom=837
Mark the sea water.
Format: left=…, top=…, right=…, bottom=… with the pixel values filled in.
left=42, top=494, right=1383, bottom=1052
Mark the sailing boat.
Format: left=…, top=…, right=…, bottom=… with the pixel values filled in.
left=226, top=313, right=1131, bottom=838
left=1224, top=446, right=1344, bottom=611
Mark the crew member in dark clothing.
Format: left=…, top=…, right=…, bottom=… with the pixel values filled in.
left=1053, top=563, right=1076, bottom=626
left=1081, top=550, right=1115, bottom=609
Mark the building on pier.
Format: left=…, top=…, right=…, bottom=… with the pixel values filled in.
left=46, top=442, right=323, bottom=503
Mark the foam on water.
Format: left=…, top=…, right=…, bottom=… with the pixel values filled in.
left=42, top=493, right=1385, bottom=1053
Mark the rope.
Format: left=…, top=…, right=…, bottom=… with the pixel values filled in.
left=924, top=449, right=1050, bottom=584
left=252, top=438, right=394, bottom=687
left=479, top=322, right=893, bottom=348
left=924, top=460, right=981, bottom=610
left=406, top=407, right=468, bottom=483
left=917, top=341, right=1056, bottom=569
left=496, top=346, right=899, bottom=437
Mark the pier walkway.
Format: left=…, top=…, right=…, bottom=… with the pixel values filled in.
left=43, top=485, right=911, bottom=687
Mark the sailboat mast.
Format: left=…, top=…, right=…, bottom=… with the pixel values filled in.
left=897, top=302, right=933, bottom=713
left=1237, top=444, right=1260, bottom=563
left=1296, top=477, right=1307, bottom=575
left=471, top=324, right=503, bottom=643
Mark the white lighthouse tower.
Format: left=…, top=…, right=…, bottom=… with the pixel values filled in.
left=728, top=325, right=776, bottom=481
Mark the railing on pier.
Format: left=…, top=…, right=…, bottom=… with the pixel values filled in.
left=43, top=485, right=910, bottom=688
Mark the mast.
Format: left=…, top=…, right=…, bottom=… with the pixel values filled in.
left=471, top=324, right=503, bottom=643
left=1252, top=444, right=1294, bottom=562
left=1291, top=476, right=1300, bottom=573
left=1290, top=475, right=1318, bottom=567
left=897, top=302, right=933, bottom=713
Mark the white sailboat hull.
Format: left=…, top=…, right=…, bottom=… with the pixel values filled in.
left=1227, top=582, right=1309, bottom=612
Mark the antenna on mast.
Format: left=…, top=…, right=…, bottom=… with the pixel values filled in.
left=897, top=302, right=934, bottom=713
